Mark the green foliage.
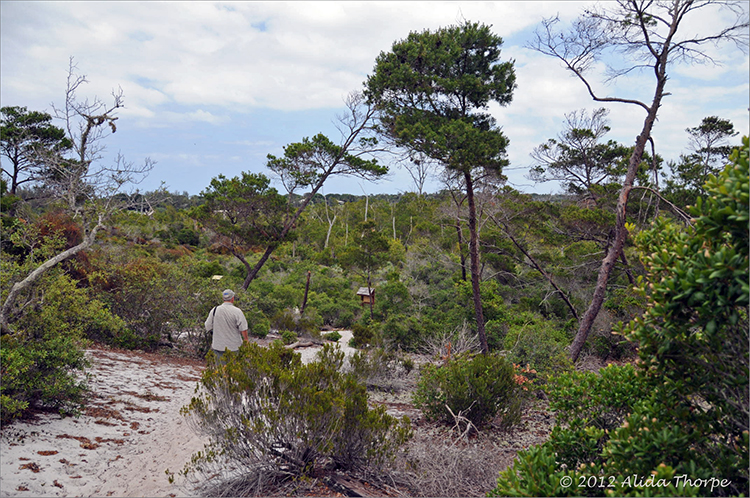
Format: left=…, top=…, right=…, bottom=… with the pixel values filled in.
left=0, top=272, right=95, bottom=424
left=351, top=320, right=375, bottom=348
left=365, top=21, right=515, bottom=176
left=545, top=364, right=653, bottom=470
left=16, top=271, right=127, bottom=345
left=412, top=353, right=521, bottom=428
left=181, top=342, right=411, bottom=485
left=664, top=116, right=739, bottom=209
left=339, top=221, right=392, bottom=313
left=280, top=329, right=297, bottom=345
left=1, top=332, right=90, bottom=425
left=529, top=107, right=631, bottom=198
left=191, top=172, right=287, bottom=248
left=323, top=330, right=342, bottom=342
left=379, top=314, right=425, bottom=351
left=266, top=133, right=388, bottom=189
left=372, top=277, right=412, bottom=320
left=502, top=312, right=573, bottom=377
left=244, top=306, right=270, bottom=338
left=1, top=106, right=72, bottom=195
left=627, top=139, right=748, bottom=435
left=307, top=290, right=359, bottom=328
left=491, top=138, right=750, bottom=497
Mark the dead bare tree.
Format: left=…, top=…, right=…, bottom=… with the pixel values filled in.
left=529, top=0, right=749, bottom=362
left=0, top=58, right=153, bottom=333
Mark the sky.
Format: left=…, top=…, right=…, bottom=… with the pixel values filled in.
left=1, top=1, right=748, bottom=197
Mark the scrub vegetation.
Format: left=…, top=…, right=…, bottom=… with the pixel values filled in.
left=2, top=5, right=747, bottom=496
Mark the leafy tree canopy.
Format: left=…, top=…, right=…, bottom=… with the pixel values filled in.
left=1, top=106, right=72, bottom=195
left=365, top=21, right=516, bottom=175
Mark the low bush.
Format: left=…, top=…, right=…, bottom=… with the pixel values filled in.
left=348, top=347, right=414, bottom=390
left=350, top=320, right=374, bottom=347
left=245, top=307, right=270, bottom=339
left=412, top=353, right=522, bottom=429
left=323, top=330, right=342, bottom=342
left=1, top=331, right=90, bottom=425
left=379, top=314, right=425, bottom=351
left=179, top=342, right=411, bottom=495
left=280, top=329, right=297, bottom=344
left=0, top=272, right=97, bottom=424
left=502, top=313, right=573, bottom=377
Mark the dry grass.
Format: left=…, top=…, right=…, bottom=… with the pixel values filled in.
left=393, top=432, right=518, bottom=497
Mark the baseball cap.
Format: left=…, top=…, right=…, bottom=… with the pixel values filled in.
left=222, top=289, right=235, bottom=301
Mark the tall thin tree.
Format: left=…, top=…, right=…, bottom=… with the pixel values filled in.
left=366, top=21, right=516, bottom=353
left=529, top=0, right=749, bottom=362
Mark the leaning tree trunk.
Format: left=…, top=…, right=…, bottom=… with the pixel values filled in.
left=241, top=160, right=344, bottom=290
left=0, top=221, right=103, bottom=334
left=568, top=84, right=665, bottom=362
left=242, top=244, right=276, bottom=290
left=464, top=171, right=489, bottom=354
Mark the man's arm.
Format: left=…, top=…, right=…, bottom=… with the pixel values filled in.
left=241, top=330, right=249, bottom=342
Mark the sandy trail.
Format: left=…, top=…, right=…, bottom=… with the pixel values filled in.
left=0, top=331, right=355, bottom=497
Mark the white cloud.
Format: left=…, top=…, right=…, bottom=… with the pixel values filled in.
left=2, top=1, right=747, bottom=195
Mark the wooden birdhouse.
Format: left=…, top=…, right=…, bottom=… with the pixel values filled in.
left=356, top=287, right=375, bottom=306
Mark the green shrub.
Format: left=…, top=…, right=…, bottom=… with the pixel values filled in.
left=324, top=330, right=342, bottom=342
left=485, top=319, right=507, bottom=351
left=379, top=314, right=424, bottom=351
left=0, top=273, right=99, bottom=424
left=180, top=342, right=411, bottom=491
left=281, top=330, right=297, bottom=345
left=15, top=271, right=127, bottom=346
left=491, top=138, right=750, bottom=497
left=545, top=364, right=653, bottom=470
left=1, top=331, right=90, bottom=425
left=412, top=353, right=522, bottom=429
left=372, top=278, right=412, bottom=320
left=245, top=307, right=270, bottom=339
left=351, top=320, right=374, bottom=347
left=308, top=291, right=360, bottom=328
left=191, top=259, right=226, bottom=278
left=503, top=313, right=572, bottom=377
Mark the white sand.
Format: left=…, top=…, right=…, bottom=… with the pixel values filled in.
left=0, top=331, right=355, bottom=497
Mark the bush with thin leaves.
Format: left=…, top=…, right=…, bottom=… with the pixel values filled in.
left=179, top=342, right=411, bottom=495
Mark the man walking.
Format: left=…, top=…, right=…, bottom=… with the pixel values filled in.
left=205, top=289, right=248, bottom=361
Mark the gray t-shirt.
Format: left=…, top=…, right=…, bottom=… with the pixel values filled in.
left=205, top=302, right=248, bottom=352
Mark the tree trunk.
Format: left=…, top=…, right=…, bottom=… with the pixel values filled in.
left=0, top=221, right=102, bottom=333
left=464, top=172, right=488, bottom=354
left=234, top=249, right=253, bottom=283
left=455, top=222, right=467, bottom=282
left=569, top=89, right=664, bottom=362
left=367, top=274, right=374, bottom=320
left=301, top=270, right=311, bottom=314
left=242, top=245, right=276, bottom=290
